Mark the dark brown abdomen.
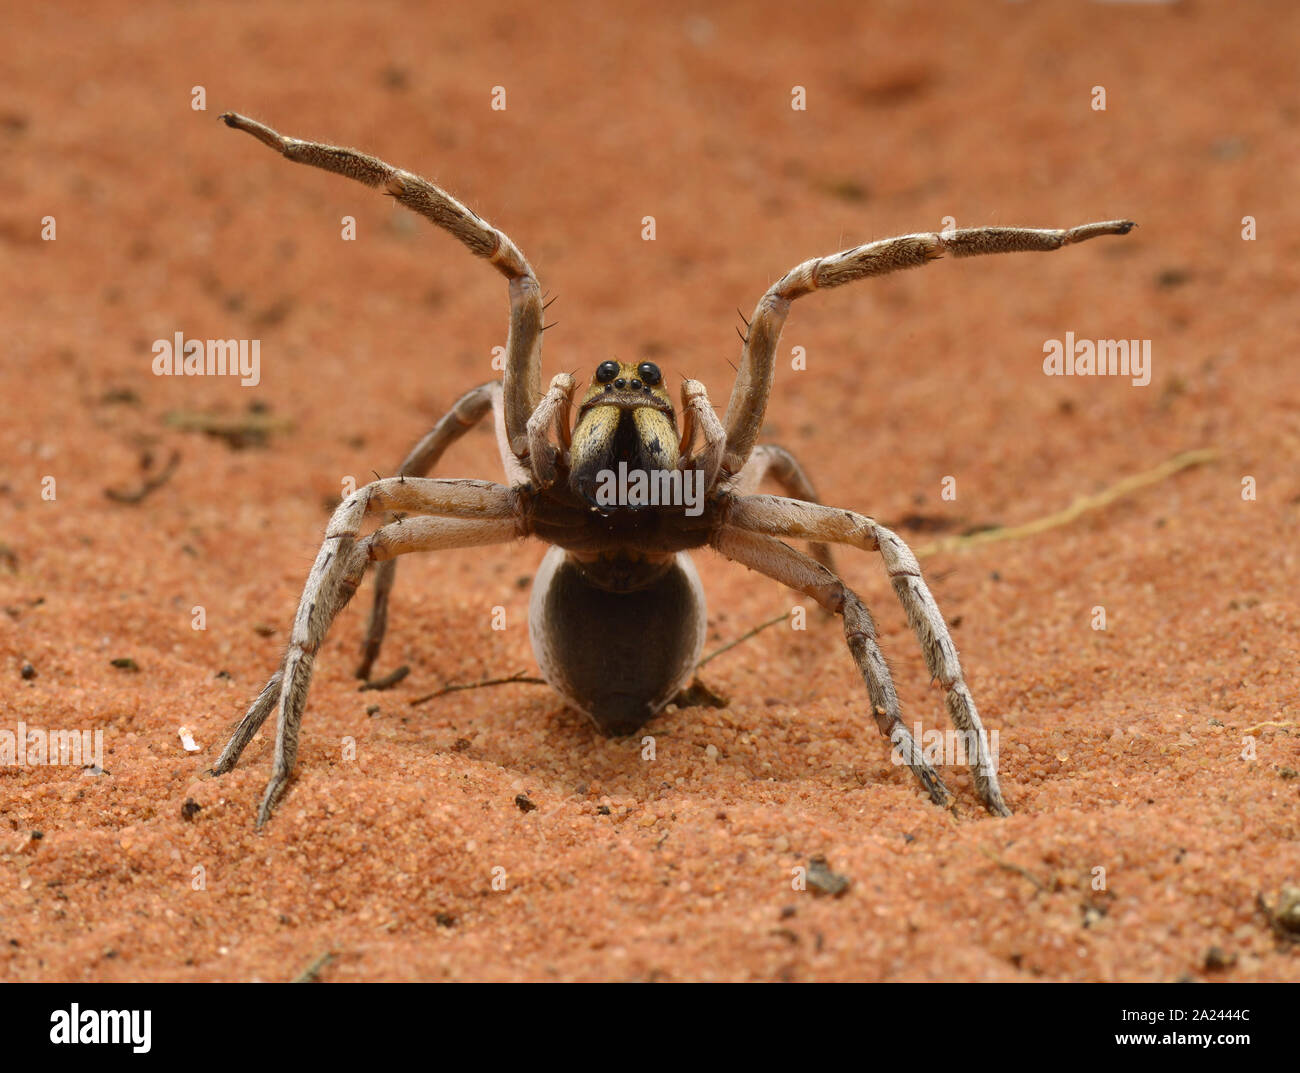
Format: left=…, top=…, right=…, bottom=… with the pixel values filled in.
left=528, top=547, right=706, bottom=735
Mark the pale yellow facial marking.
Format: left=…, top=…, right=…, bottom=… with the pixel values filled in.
left=569, top=359, right=681, bottom=496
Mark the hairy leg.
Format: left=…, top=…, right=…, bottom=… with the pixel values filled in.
left=220, top=112, right=544, bottom=465
left=209, top=478, right=520, bottom=825
left=526, top=373, right=577, bottom=489
left=730, top=444, right=835, bottom=571
left=721, top=219, right=1135, bottom=475
left=724, top=493, right=1009, bottom=815
left=711, top=526, right=955, bottom=811
left=678, top=378, right=726, bottom=492
left=358, top=381, right=527, bottom=679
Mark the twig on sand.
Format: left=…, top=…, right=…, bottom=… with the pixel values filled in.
left=912, top=448, right=1219, bottom=558
left=358, top=665, right=410, bottom=692
left=696, top=610, right=791, bottom=670
left=978, top=846, right=1046, bottom=893
left=165, top=409, right=293, bottom=449
left=292, top=950, right=336, bottom=983
left=1243, top=721, right=1296, bottom=735
left=104, top=450, right=181, bottom=505
left=409, top=670, right=545, bottom=707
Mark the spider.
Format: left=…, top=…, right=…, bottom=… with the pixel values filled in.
left=207, top=111, right=1134, bottom=827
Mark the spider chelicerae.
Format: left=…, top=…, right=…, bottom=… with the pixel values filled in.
left=206, top=111, right=1133, bottom=826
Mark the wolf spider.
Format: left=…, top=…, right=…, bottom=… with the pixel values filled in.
left=206, top=111, right=1133, bottom=826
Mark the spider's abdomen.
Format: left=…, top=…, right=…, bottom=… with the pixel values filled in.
left=528, top=546, right=706, bottom=736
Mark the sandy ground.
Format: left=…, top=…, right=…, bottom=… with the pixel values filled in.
left=1, top=0, right=1297, bottom=982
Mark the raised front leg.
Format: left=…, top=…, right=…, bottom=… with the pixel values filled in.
left=721, top=219, right=1135, bottom=476
left=219, top=112, right=545, bottom=468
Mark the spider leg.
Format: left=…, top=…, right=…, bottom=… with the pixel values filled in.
left=525, top=373, right=577, bottom=489
left=724, top=494, right=1010, bottom=816
left=357, top=381, right=527, bottom=680
left=220, top=112, right=544, bottom=461
left=729, top=445, right=835, bottom=571
left=678, top=378, right=726, bottom=493
left=208, top=668, right=283, bottom=781
left=711, top=526, right=953, bottom=811
left=209, top=478, right=520, bottom=826
left=721, top=219, right=1135, bottom=476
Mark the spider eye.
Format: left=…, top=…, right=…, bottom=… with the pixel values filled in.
left=637, top=362, right=662, bottom=386
left=595, top=360, right=620, bottom=384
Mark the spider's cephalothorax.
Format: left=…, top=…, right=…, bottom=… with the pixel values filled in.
left=532, top=359, right=706, bottom=736
left=206, top=112, right=1135, bottom=826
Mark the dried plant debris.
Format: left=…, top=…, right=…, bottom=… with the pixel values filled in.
left=806, top=855, right=850, bottom=898
left=1258, top=885, right=1300, bottom=943
left=104, top=449, right=180, bottom=504
left=409, top=670, right=545, bottom=706
left=1203, top=946, right=1236, bottom=971
left=165, top=406, right=292, bottom=449
left=671, top=677, right=729, bottom=710
left=913, top=448, right=1219, bottom=558
left=292, top=950, right=336, bottom=983
left=358, top=665, right=410, bottom=692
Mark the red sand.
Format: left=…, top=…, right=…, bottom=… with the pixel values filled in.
left=1, top=0, right=1297, bottom=981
